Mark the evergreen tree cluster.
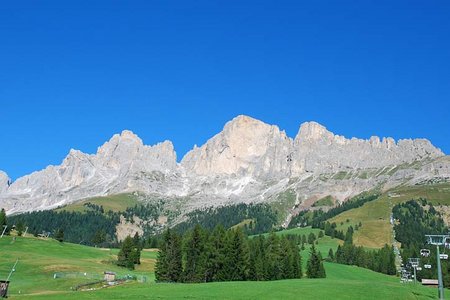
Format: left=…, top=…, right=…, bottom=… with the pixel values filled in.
left=117, top=233, right=142, bottom=270
left=173, top=203, right=278, bottom=235
left=393, top=199, right=447, bottom=249
left=333, top=243, right=396, bottom=275
left=289, top=193, right=379, bottom=228
left=306, top=244, right=326, bottom=278
left=393, top=199, right=450, bottom=286
left=5, top=201, right=167, bottom=246
left=155, top=225, right=303, bottom=283
left=7, top=210, right=120, bottom=247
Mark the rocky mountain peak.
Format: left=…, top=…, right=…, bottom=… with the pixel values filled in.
left=181, top=115, right=292, bottom=177
left=296, top=121, right=333, bottom=141
left=97, top=130, right=143, bottom=158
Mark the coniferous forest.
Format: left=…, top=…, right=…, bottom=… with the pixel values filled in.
left=393, top=199, right=450, bottom=287
left=155, top=225, right=307, bottom=283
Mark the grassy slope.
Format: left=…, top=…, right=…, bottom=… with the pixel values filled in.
left=329, top=183, right=450, bottom=248
left=1, top=231, right=445, bottom=299
left=0, top=236, right=156, bottom=297
left=55, top=194, right=140, bottom=213
left=269, top=227, right=343, bottom=267
left=26, top=263, right=441, bottom=300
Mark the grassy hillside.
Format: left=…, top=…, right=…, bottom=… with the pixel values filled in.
left=268, top=226, right=342, bottom=267
left=1, top=232, right=445, bottom=299
left=0, top=235, right=156, bottom=297
left=15, top=262, right=444, bottom=300
left=55, top=193, right=140, bottom=213
left=329, top=183, right=450, bottom=248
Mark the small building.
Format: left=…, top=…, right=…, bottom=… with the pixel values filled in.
left=104, top=271, right=116, bottom=282
left=422, top=279, right=438, bottom=287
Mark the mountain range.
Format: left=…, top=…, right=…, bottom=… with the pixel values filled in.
left=1, top=115, right=449, bottom=226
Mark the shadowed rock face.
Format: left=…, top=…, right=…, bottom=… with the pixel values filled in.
left=0, top=115, right=447, bottom=215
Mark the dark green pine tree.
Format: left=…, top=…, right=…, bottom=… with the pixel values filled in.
left=91, top=229, right=107, bottom=247
left=280, top=236, right=294, bottom=279
left=206, top=225, right=227, bottom=282
left=0, top=209, right=7, bottom=233
left=265, top=232, right=282, bottom=280
left=227, top=227, right=250, bottom=281
left=306, top=244, right=326, bottom=278
left=250, top=235, right=267, bottom=281
left=131, top=232, right=142, bottom=265
left=308, top=232, right=316, bottom=244
left=155, top=229, right=182, bottom=282
left=291, top=240, right=302, bottom=279
left=155, top=231, right=169, bottom=282
left=16, top=221, right=25, bottom=237
left=183, top=225, right=207, bottom=282
left=55, top=228, right=64, bottom=243
left=328, top=248, right=335, bottom=261
left=117, top=235, right=135, bottom=269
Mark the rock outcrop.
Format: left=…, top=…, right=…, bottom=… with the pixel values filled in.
left=0, top=171, right=10, bottom=194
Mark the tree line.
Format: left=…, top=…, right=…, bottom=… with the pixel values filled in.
left=173, top=204, right=278, bottom=236
left=289, top=193, right=379, bottom=229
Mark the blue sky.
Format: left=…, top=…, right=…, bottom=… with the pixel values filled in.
left=1, top=1, right=449, bottom=180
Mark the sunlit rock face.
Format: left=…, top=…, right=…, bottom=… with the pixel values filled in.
left=0, top=115, right=447, bottom=216
left=0, top=171, right=10, bottom=194
left=181, top=115, right=293, bottom=179
left=291, top=121, right=443, bottom=175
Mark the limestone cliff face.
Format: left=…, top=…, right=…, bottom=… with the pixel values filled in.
left=0, top=171, right=10, bottom=194
left=182, top=117, right=444, bottom=178
left=181, top=115, right=292, bottom=178
left=291, top=121, right=443, bottom=175
left=1, top=130, right=179, bottom=213
left=0, top=115, right=447, bottom=215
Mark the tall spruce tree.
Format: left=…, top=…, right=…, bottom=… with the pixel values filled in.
left=155, top=229, right=182, bottom=282
left=227, top=227, right=250, bottom=281
left=280, top=237, right=294, bottom=279
left=0, top=208, right=7, bottom=232
left=55, top=228, right=64, bottom=243
left=306, top=244, right=326, bottom=278
left=207, top=225, right=227, bottom=282
left=183, top=225, right=207, bottom=282
left=265, top=232, right=282, bottom=280
left=292, top=240, right=302, bottom=278
left=117, top=236, right=135, bottom=269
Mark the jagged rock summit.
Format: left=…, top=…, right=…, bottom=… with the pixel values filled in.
left=183, top=115, right=444, bottom=177
left=0, top=115, right=447, bottom=215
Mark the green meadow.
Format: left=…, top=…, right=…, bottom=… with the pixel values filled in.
left=0, top=231, right=445, bottom=299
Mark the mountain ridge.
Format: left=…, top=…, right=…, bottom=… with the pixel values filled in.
left=0, top=115, right=448, bottom=216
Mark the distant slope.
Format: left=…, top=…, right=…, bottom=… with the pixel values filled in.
left=329, top=183, right=450, bottom=248
left=55, top=193, right=140, bottom=213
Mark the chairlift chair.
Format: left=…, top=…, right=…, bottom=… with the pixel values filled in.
left=445, top=238, right=450, bottom=249
left=420, top=249, right=431, bottom=257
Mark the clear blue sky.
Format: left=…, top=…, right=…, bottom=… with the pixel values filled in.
left=1, top=1, right=449, bottom=180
